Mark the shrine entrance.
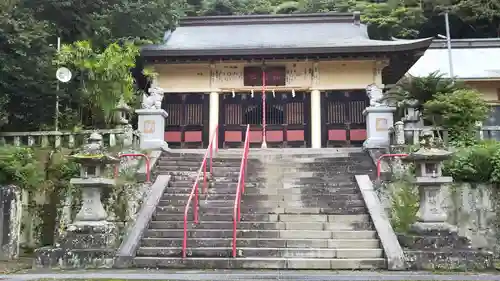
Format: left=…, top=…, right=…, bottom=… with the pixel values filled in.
left=321, top=90, right=368, bottom=147
left=162, top=93, right=209, bottom=148
left=219, top=92, right=310, bottom=148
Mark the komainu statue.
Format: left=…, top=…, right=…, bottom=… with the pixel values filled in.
left=366, top=84, right=384, bottom=107
left=142, top=86, right=165, bottom=109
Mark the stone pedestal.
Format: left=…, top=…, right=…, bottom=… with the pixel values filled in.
left=136, top=109, right=168, bottom=150
left=363, top=106, right=395, bottom=149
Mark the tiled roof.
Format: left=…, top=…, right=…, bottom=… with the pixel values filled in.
left=141, top=13, right=432, bottom=57
left=408, top=39, right=500, bottom=80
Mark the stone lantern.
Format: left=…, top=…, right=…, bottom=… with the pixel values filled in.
left=398, top=130, right=494, bottom=270
left=114, top=97, right=134, bottom=147
left=34, top=133, right=121, bottom=269
left=66, top=132, right=119, bottom=267
left=403, top=130, right=454, bottom=233
left=402, top=99, right=421, bottom=143
left=114, top=97, right=131, bottom=127
left=70, top=132, right=119, bottom=224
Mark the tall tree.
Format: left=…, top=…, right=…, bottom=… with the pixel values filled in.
left=0, top=0, right=56, bottom=131
left=0, top=0, right=187, bottom=131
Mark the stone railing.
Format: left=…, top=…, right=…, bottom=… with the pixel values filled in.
left=0, top=128, right=141, bottom=148
left=390, top=124, right=500, bottom=146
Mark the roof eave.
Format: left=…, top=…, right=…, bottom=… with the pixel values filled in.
left=460, top=77, right=500, bottom=82
left=140, top=38, right=433, bottom=57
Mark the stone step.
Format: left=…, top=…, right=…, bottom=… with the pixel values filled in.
left=144, top=229, right=377, bottom=240
left=157, top=165, right=243, bottom=173
left=153, top=213, right=278, bottom=222
left=153, top=206, right=369, bottom=220
left=148, top=220, right=374, bottom=231
left=158, top=157, right=249, bottom=164
left=157, top=159, right=260, bottom=166
left=160, top=192, right=363, bottom=202
left=133, top=256, right=386, bottom=269
left=163, top=175, right=254, bottom=182
left=140, top=237, right=381, bottom=248
left=155, top=204, right=367, bottom=215
left=137, top=247, right=383, bottom=259
left=153, top=213, right=371, bottom=223
left=163, top=188, right=364, bottom=199
left=157, top=170, right=243, bottom=177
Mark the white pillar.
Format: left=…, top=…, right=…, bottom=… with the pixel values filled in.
left=209, top=92, right=219, bottom=150
left=311, top=90, right=322, bottom=148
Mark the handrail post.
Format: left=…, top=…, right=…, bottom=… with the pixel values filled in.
left=182, top=125, right=219, bottom=259
left=376, top=153, right=409, bottom=181
left=114, top=153, right=151, bottom=183
left=209, top=141, right=213, bottom=176
left=203, top=162, right=207, bottom=195
left=194, top=182, right=199, bottom=224
left=182, top=219, right=187, bottom=258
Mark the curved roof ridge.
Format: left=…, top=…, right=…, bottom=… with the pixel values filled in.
left=180, top=12, right=360, bottom=26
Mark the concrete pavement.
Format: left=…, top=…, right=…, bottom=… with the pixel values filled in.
left=2, top=270, right=500, bottom=281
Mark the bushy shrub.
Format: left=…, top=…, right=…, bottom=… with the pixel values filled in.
left=0, top=145, right=43, bottom=189
left=423, top=89, right=489, bottom=146
left=444, top=140, right=500, bottom=183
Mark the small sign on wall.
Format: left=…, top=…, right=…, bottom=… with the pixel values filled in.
left=144, top=120, right=156, bottom=134
left=375, top=118, right=388, bottom=132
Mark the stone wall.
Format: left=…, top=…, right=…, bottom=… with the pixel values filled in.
left=378, top=182, right=498, bottom=253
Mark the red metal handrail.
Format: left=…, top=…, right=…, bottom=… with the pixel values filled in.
left=232, top=125, right=251, bottom=257
left=376, top=153, right=409, bottom=181
left=114, top=153, right=151, bottom=183
left=182, top=125, right=219, bottom=258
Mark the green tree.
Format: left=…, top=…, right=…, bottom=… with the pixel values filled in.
left=55, top=41, right=155, bottom=128
left=423, top=88, right=489, bottom=146
left=0, top=0, right=186, bottom=132
left=382, top=72, right=463, bottom=118
left=0, top=0, right=56, bottom=131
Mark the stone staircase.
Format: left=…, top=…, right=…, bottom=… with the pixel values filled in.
left=134, top=148, right=386, bottom=269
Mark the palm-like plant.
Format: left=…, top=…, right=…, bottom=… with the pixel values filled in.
left=382, top=71, right=465, bottom=119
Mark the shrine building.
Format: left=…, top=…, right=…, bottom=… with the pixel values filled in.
left=140, top=12, right=432, bottom=149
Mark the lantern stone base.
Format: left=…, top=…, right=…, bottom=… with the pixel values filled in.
left=398, top=227, right=494, bottom=270
left=33, top=221, right=117, bottom=269
left=410, top=221, right=458, bottom=234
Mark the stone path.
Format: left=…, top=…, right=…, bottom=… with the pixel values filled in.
left=1, top=270, right=500, bottom=281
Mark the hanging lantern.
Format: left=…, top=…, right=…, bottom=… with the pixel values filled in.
left=251, top=89, right=254, bottom=98
left=272, top=89, right=276, bottom=98
left=232, top=89, right=236, bottom=98
left=291, top=89, right=296, bottom=98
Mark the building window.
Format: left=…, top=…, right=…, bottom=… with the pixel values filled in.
left=484, top=105, right=500, bottom=141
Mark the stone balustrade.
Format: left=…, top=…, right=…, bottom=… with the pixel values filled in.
left=0, top=128, right=141, bottom=148
left=390, top=125, right=500, bottom=146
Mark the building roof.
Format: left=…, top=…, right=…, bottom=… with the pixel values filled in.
left=408, top=38, right=500, bottom=80
left=141, top=13, right=432, bottom=57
